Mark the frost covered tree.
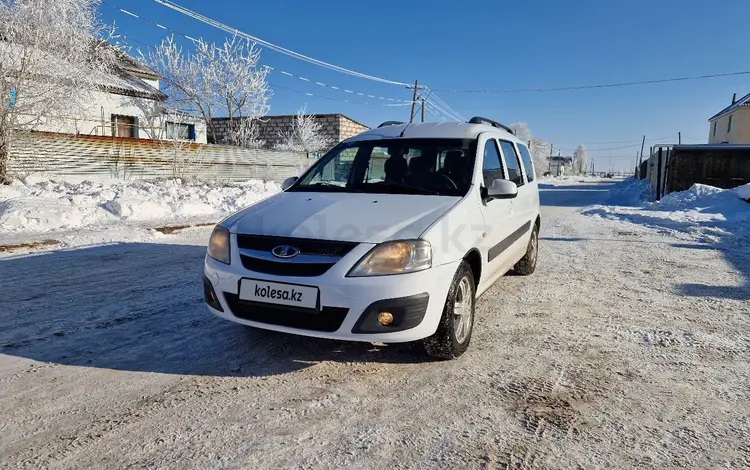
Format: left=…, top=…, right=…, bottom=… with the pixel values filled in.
left=276, top=106, right=333, bottom=155
left=228, top=117, right=265, bottom=149
left=529, top=138, right=552, bottom=175
left=0, top=0, right=118, bottom=183
left=509, top=122, right=550, bottom=176
left=573, top=144, right=588, bottom=174
left=509, top=122, right=532, bottom=144
left=145, top=35, right=271, bottom=146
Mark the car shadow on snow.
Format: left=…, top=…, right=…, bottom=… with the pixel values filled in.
left=0, top=242, right=433, bottom=378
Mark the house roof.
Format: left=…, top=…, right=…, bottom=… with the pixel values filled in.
left=98, top=45, right=165, bottom=101
left=708, top=91, right=750, bottom=121
left=98, top=69, right=166, bottom=101
left=112, top=48, right=161, bottom=80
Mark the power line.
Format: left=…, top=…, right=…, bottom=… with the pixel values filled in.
left=424, top=87, right=465, bottom=121
left=434, top=70, right=750, bottom=93
left=116, top=34, right=416, bottom=111
left=104, top=1, right=412, bottom=104
left=554, top=135, right=674, bottom=153
left=106, top=1, right=468, bottom=122
left=148, top=0, right=411, bottom=87
left=270, top=83, right=414, bottom=107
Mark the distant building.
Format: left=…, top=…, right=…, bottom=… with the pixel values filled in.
left=211, top=114, right=369, bottom=149
left=31, top=48, right=207, bottom=143
left=547, top=155, right=573, bottom=176
left=708, top=92, right=750, bottom=144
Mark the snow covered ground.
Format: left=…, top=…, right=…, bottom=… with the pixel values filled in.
left=0, top=179, right=748, bottom=468
left=0, top=175, right=279, bottom=249
left=582, top=178, right=750, bottom=244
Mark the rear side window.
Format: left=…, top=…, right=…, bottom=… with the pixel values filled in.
left=481, top=139, right=504, bottom=187
left=516, top=143, right=535, bottom=182
left=499, top=140, right=524, bottom=187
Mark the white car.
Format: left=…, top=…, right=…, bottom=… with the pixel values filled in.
left=203, top=117, right=541, bottom=359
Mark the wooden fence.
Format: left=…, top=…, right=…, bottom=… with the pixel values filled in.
left=665, top=145, right=750, bottom=193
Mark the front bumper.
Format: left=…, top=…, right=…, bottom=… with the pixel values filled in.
left=203, top=238, right=460, bottom=343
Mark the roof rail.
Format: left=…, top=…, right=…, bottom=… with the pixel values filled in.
left=377, top=120, right=405, bottom=128
left=468, top=116, right=514, bottom=135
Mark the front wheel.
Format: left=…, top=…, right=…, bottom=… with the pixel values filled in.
left=423, top=261, right=475, bottom=359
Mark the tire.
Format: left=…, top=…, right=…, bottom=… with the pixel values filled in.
left=513, top=222, right=539, bottom=276
left=423, top=261, right=475, bottom=359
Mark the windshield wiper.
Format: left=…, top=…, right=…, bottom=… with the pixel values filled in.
left=290, top=183, right=362, bottom=193
left=365, top=181, right=441, bottom=195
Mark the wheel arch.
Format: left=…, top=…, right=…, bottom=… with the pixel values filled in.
left=463, top=248, right=482, bottom=288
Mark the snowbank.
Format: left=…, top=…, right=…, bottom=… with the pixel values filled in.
left=0, top=175, right=280, bottom=234
left=582, top=180, right=750, bottom=242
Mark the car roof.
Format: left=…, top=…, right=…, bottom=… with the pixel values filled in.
left=347, top=121, right=522, bottom=144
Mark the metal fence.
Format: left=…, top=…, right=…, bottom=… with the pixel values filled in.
left=9, top=131, right=312, bottom=182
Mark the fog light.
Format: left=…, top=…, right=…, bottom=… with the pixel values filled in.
left=377, top=311, right=394, bottom=326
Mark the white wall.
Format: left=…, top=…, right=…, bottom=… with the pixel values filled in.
left=30, top=89, right=208, bottom=144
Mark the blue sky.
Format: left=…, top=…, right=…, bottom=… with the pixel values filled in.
left=102, top=0, right=750, bottom=171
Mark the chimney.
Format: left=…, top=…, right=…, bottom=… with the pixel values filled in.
left=732, top=93, right=737, bottom=104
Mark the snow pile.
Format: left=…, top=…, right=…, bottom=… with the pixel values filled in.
left=601, top=177, right=649, bottom=206
left=0, top=176, right=280, bottom=234
left=582, top=181, right=750, bottom=242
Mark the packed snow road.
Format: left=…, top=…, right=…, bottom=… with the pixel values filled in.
left=1, top=180, right=747, bottom=469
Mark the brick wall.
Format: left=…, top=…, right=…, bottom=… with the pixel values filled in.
left=211, top=114, right=369, bottom=149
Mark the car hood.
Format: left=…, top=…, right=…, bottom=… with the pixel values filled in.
left=224, top=192, right=460, bottom=243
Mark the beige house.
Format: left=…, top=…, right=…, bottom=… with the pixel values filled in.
left=708, top=92, right=750, bottom=144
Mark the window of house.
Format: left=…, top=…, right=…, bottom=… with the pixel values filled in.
left=482, top=139, right=504, bottom=187
left=516, top=143, right=535, bottom=182
left=728, top=115, right=733, bottom=134
left=165, top=121, right=196, bottom=141
left=499, top=140, right=525, bottom=187
left=111, top=115, right=137, bottom=138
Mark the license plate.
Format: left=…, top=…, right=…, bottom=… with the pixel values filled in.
left=239, top=279, right=319, bottom=310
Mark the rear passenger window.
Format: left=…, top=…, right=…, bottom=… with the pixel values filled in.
left=499, top=140, right=524, bottom=187
left=481, top=139, right=504, bottom=187
left=516, top=143, right=535, bottom=182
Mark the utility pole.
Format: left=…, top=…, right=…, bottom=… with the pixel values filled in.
left=548, top=145, right=553, bottom=176
left=421, top=98, right=426, bottom=122
left=678, top=131, right=682, bottom=145
left=409, top=80, right=419, bottom=123
left=639, top=135, right=646, bottom=167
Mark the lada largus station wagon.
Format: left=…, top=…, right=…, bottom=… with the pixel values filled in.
left=203, top=117, right=541, bottom=359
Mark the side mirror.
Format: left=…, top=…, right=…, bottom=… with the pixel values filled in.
left=486, top=179, right=518, bottom=200
left=281, top=176, right=298, bottom=190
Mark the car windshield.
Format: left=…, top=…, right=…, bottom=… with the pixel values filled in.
left=289, top=138, right=477, bottom=196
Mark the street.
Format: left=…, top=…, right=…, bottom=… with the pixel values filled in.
left=1, top=180, right=747, bottom=469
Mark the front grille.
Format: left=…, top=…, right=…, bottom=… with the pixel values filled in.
left=236, top=234, right=359, bottom=277
left=240, top=256, right=334, bottom=277
left=224, top=293, right=348, bottom=332
left=236, top=234, right=358, bottom=258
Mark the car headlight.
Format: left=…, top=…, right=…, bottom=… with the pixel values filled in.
left=207, top=225, right=231, bottom=264
left=347, top=240, right=432, bottom=277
